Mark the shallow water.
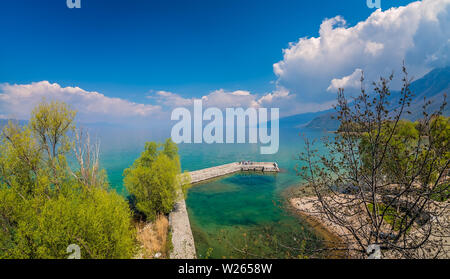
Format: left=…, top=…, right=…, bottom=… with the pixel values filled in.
left=95, top=125, right=330, bottom=258
left=186, top=173, right=325, bottom=258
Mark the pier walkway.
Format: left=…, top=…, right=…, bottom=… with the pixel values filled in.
left=169, top=195, right=197, bottom=259
left=169, top=161, right=279, bottom=259
left=189, top=162, right=280, bottom=184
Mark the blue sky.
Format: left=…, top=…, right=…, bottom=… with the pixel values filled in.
left=1, top=0, right=449, bottom=122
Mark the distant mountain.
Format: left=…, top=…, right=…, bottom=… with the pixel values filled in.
left=3, top=66, right=448, bottom=134
left=0, top=119, right=28, bottom=129
left=404, top=67, right=450, bottom=121
left=279, top=110, right=333, bottom=128
left=303, top=67, right=450, bottom=131
left=303, top=111, right=340, bottom=131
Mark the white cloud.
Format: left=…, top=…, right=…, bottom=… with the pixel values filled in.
left=153, top=89, right=260, bottom=109
left=258, top=87, right=291, bottom=105
left=201, top=89, right=259, bottom=108
left=327, top=68, right=362, bottom=92
left=273, top=0, right=450, bottom=103
left=0, top=81, right=161, bottom=122
left=364, top=41, right=385, bottom=56
left=4, top=1, right=445, bottom=122
left=154, top=90, right=195, bottom=107
left=152, top=87, right=302, bottom=116
left=152, top=86, right=336, bottom=117
left=0, top=80, right=299, bottom=123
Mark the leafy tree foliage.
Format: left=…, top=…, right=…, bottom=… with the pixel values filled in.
left=124, top=139, right=188, bottom=221
left=423, top=116, right=450, bottom=187
left=299, top=66, right=449, bottom=258
left=359, top=120, right=420, bottom=181
left=359, top=116, right=450, bottom=189
left=0, top=101, right=136, bottom=259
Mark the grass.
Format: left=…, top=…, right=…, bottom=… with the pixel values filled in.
left=283, top=183, right=316, bottom=199
left=430, top=183, right=449, bottom=202
left=367, top=203, right=410, bottom=232
left=164, top=230, right=174, bottom=255
left=135, top=214, right=172, bottom=258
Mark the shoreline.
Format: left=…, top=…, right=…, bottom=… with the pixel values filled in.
left=283, top=185, right=350, bottom=258
left=186, top=172, right=350, bottom=259
left=286, top=200, right=345, bottom=258
left=170, top=163, right=279, bottom=259
left=286, top=183, right=450, bottom=259
left=169, top=196, right=197, bottom=259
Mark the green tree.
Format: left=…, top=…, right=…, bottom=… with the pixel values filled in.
left=419, top=116, right=450, bottom=201
left=359, top=120, right=420, bottom=182
left=0, top=101, right=136, bottom=259
left=299, top=66, right=449, bottom=258
left=124, top=139, right=187, bottom=221
left=359, top=116, right=450, bottom=189
left=424, top=116, right=450, bottom=183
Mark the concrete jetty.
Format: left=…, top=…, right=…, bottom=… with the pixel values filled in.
left=169, top=161, right=279, bottom=259
left=169, top=195, right=197, bottom=259
left=189, top=162, right=280, bottom=184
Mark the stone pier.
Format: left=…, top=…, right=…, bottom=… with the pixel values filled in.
left=169, top=161, right=280, bottom=259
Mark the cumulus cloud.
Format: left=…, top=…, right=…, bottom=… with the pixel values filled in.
left=154, top=90, right=195, bottom=107
left=0, top=80, right=297, bottom=123
left=152, top=89, right=260, bottom=109
left=327, top=68, right=363, bottom=92
left=258, top=87, right=291, bottom=105
left=273, top=0, right=450, bottom=103
left=152, top=87, right=299, bottom=115
left=4, top=1, right=445, bottom=122
left=152, top=86, right=336, bottom=117
left=0, top=81, right=161, bottom=122
left=200, top=89, right=260, bottom=108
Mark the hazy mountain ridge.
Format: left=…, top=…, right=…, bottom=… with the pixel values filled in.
left=278, top=110, right=334, bottom=128
left=290, top=67, right=450, bottom=131
left=3, top=67, right=449, bottom=133
left=0, top=119, right=28, bottom=128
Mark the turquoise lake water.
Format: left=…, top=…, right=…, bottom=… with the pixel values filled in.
left=95, top=125, right=329, bottom=258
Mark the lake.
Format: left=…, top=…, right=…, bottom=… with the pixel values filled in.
left=95, top=125, right=330, bottom=258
